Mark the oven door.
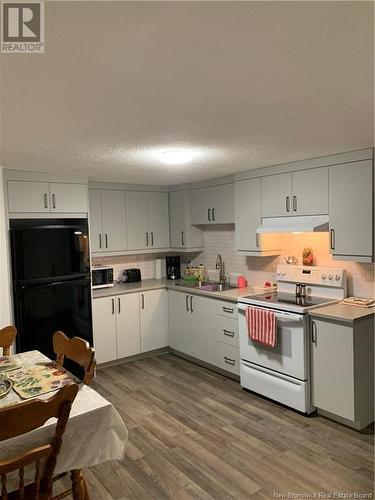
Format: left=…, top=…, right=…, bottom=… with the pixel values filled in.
left=238, top=303, right=307, bottom=380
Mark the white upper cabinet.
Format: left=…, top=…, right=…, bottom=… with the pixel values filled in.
left=49, top=183, right=88, bottom=213
left=126, top=191, right=170, bottom=250
left=140, top=289, right=169, bottom=352
left=189, top=183, right=234, bottom=225
left=292, top=168, right=328, bottom=215
left=235, top=178, right=281, bottom=256
left=235, top=178, right=261, bottom=253
left=101, top=190, right=127, bottom=252
left=88, top=189, right=127, bottom=253
left=329, top=160, right=373, bottom=261
left=88, top=189, right=102, bottom=253
left=8, top=181, right=50, bottom=213
left=261, top=168, right=328, bottom=218
left=169, top=190, right=204, bottom=249
left=148, top=192, right=170, bottom=248
left=8, top=181, right=87, bottom=214
left=261, top=173, right=292, bottom=217
left=126, top=191, right=149, bottom=250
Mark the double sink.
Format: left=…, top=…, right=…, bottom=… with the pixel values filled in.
left=174, top=281, right=237, bottom=293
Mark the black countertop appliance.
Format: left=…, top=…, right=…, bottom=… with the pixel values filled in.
left=166, top=256, right=181, bottom=280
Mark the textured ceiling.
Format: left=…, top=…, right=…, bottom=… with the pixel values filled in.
left=1, top=1, right=373, bottom=185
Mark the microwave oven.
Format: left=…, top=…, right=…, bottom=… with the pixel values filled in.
left=92, top=266, right=114, bottom=289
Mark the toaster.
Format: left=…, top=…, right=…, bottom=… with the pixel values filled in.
left=122, top=268, right=142, bottom=283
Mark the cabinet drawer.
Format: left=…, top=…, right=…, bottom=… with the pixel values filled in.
left=216, top=301, right=238, bottom=320
left=217, top=343, right=240, bottom=375
left=216, top=317, right=239, bottom=347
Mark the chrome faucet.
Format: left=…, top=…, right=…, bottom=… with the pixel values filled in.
left=216, top=254, right=226, bottom=284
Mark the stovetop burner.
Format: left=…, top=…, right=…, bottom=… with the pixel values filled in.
left=239, top=291, right=337, bottom=312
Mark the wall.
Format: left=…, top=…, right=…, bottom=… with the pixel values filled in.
left=92, top=253, right=169, bottom=281
left=190, top=225, right=375, bottom=297
left=0, top=168, right=12, bottom=326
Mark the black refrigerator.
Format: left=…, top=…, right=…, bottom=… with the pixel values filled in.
left=10, top=219, right=93, bottom=367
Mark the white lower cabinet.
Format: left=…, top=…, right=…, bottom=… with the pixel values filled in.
left=93, top=289, right=168, bottom=365
left=92, top=296, right=118, bottom=364
left=116, top=293, right=141, bottom=359
left=310, top=315, right=374, bottom=429
left=140, top=289, right=169, bottom=352
left=169, top=290, right=239, bottom=375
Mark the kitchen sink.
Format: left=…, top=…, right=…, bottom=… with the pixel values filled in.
left=174, top=282, right=237, bottom=292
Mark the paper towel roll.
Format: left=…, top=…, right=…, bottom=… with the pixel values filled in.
left=154, top=259, right=165, bottom=279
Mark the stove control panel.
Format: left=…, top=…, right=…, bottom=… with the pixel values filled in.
left=276, top=265, right=345, bottom=287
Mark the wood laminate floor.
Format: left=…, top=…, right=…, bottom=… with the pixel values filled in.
left=57, top=354, right=374, bottom=499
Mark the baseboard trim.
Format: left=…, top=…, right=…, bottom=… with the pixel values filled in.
left=96, top=347, right=169, bottom=369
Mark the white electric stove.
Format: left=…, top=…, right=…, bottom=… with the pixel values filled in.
left=238, top=264, right=347, bottom=413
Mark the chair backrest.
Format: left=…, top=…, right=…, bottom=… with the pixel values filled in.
left=0, top=383, right=78, bottom=499
left=0, top=326, right=17, bottom=356
left=53, top=331, right=96, bottom=386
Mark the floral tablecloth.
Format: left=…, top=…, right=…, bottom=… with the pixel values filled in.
left=0, top=351, right=128, bottom=488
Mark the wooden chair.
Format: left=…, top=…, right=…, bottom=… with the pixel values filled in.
left=0, top=383, right=78, bottom=500
left=0, top=326, right=17, bottom=356
left=53, top=332, right=96, bottom=386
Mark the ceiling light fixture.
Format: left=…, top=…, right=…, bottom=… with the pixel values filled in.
left=159, top=150, right=192, bottom=165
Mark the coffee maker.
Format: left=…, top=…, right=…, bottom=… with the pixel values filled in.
left=166, top=256, right=181, bottom=280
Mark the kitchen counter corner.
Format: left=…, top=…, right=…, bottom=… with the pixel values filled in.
left=308, top=303, right=375, bottom=324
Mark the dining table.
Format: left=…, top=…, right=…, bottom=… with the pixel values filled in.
left=0, top=350, right=128, bottom=499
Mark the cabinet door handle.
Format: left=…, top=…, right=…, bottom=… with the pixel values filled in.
left=43, top=193, right=48, bottom=209
left=146, top=232, right=149, bottom=246
left=293, top=195, right=297, bottom=212
left=222, top=306, right=234, bottom=314
left=223, top=329, right=235, bottom=337
left=224, top=356, right=235, bottom=366
left=286, top=196, right=290, bottom=213
left=105, top=233, right=108, bottom=249
left=190, top=295, right=193, bottom=313
left=118, top=297, right=121, bottom=314
left=111, top=298, right=115, bottom=315
left=99, top=234, right=102, bottom=249
left=52, top=193, right=56, bottom=209
left=208, top=208, right=211, bottom=221
left=186, top=295, right=189, bottom=312
left=151, top=231, right=154, bottom=246
left=181, top=231, right=185, bottom=246
left=212, top=208, right=216, bottom=221
left=311, top=321, right=317, bottom=344
left=141, top=294, right=145, bottom=309
left=330, top=229, right=335, bottom=250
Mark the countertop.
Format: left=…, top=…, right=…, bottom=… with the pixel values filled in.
left=93, top=278, right=258, bottom=302
left=309, top=303, right=375, bottom=324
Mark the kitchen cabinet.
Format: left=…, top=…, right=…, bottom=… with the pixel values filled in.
left=329, top=160, right=373, bottom=262
left=261, top=168, right=328, bottom=218
left=140, top=289, right=169, bottom=352
left=169, top=190, right=204, bottom=249
left=189, top=183, right=234, bottom=225
left=93, top=288, right=168, bottom=364
left=310, top=315, right=374, bottom=430
left=88, top=189, right=127, bottom=253
left=92, top=296, right=118, bottom=364
left=8, top=181, right=87, bottom=214
left=116, top=293, right=141, bottom=359
left=169, top=290, right=240, bottom=372
left=235, top=178, right=281, bottom=256
left=126, top=191, right=170, bottom=250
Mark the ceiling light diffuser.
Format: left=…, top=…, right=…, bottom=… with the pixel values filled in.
left=159, top=150, right=192, bottom=165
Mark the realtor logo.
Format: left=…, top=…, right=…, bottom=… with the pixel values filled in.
left=1, top=1, right=44, bottom=53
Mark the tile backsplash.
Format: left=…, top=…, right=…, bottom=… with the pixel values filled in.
left=92, top=226, right=375, bottom=298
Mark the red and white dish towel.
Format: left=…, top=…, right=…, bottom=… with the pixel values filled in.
left=245, top=306, right=277, bottom=347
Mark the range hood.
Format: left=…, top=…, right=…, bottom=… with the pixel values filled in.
left=256, top=215, right=329, bottom=234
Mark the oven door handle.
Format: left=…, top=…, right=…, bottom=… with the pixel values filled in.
left=237, top=303, right=304, bottom=321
